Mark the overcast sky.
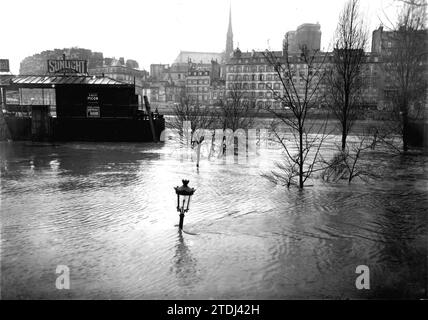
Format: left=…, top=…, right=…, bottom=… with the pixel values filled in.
left=1, top=0, right=400, bottom=73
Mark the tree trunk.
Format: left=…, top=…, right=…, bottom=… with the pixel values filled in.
left=342, top=95, right=349, bottom=151
left=402, top=110, right=409, bottom=152
left=341, top=121, right=347, bottom=151
left=299, top=126, right=304, bottom=189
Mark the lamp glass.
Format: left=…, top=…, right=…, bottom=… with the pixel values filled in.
left=186, top=195, right=192, bottom=211
left=177, top=194, right=191, bottom=212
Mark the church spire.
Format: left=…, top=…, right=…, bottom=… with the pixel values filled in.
left=225, top=3, right=234, bottom=62
left=228, top=4, right=232, bottom=35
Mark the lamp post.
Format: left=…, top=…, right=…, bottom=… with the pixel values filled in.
left=174, top=179, right=196, bottom=230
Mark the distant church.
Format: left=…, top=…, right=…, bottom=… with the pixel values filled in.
left=173, top=6, right=234, bottom=66
left=224, top=5, right=234, bottom=63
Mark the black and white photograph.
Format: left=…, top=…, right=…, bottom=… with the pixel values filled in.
left=0, top=0, right=427, bottom=305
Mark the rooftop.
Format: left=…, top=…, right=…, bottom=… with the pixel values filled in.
left=174, top=51, right=223, bottom=64
left=6, top=75, right=133, bottom=87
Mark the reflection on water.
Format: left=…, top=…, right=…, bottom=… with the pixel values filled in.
left=0, top=137, right=427, bottom=299
left=172, top=231, right=201, bottom=291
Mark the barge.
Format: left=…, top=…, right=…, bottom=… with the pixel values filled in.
left=0, top=57, right=164, bottom=142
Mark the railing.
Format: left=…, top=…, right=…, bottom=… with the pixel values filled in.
left=2, top=103, right=165, bottom=121
left=2, top=104, right=32, bottom=117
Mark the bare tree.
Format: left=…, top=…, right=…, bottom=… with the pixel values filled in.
left=325, top=0, right=368, bottom=151
left=321, top=129, right=381, bottom=184
left=396, top=0, right=427, bottom=7
left=218, top=83, right=258, bottom=132
left=263, top=48, right=329, bottom=189
left=166, top=93, right=219, bottom=166
left=381, top=0, right=427, bottom=151
left=168, top=93, right=216, bottom=140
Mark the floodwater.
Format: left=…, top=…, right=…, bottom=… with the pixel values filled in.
left=0, top=128, right=427, bottom=299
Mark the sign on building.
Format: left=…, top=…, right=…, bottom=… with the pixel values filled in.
left=47, top=59, right=87, bottom=74
left=0, top=59, right=10, bottom=72
left=87, top=106, right=100, bottom=117
left=86, top=92, right=100, bottom=117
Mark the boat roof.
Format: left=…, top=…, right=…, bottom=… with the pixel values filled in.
left=5, top=75, right=133, bottom=88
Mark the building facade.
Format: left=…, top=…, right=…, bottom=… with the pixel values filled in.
left=89, top=64, right=149, bottom=86
left=225, top=50, right=284, bottom=112
left=186, top=70, right=211, bottom=104
left=225, top=47, right=380, bottom=114
left=20, top=48, right=104, bottom=75
left=284, top=23, right=322, bottom=53
left=371, top=26, right=428, bottom=111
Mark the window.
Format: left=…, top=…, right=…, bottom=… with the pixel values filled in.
left=259, top=74, right=264, bottom=81
left=258, top=65, right=265, bottom=72
left=258, top=83, right=264, bottom=90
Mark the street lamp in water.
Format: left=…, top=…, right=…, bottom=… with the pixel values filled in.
left=174, top=180, right=196, bottom=230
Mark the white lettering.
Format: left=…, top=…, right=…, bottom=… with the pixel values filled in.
left=355, top=265, right=370, bottom=290
left=55, top=265, right=70, bottom=289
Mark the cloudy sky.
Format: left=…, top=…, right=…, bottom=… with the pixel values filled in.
left=1, top=0, right=400, bottom=73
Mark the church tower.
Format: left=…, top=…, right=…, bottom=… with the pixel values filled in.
left=225, top=5, right=233, bottom=62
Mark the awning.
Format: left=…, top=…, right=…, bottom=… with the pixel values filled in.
left=7, top=75, right=133, bottom=88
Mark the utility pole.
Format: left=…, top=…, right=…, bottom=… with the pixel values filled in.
left=143, top=95, right=158, bottom=142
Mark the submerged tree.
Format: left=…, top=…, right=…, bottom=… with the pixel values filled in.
left=218, top=83, right=258, bottom=132
left=263, top=48, right=329, bottom=189
left=168, top=93, right=217, bottom=141
left=321, top=129, right=381, bottom=184
left=325, top=0, right=369, bottom=151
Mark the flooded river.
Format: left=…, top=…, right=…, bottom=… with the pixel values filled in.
left=0, top=129, right=427, bottom=299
